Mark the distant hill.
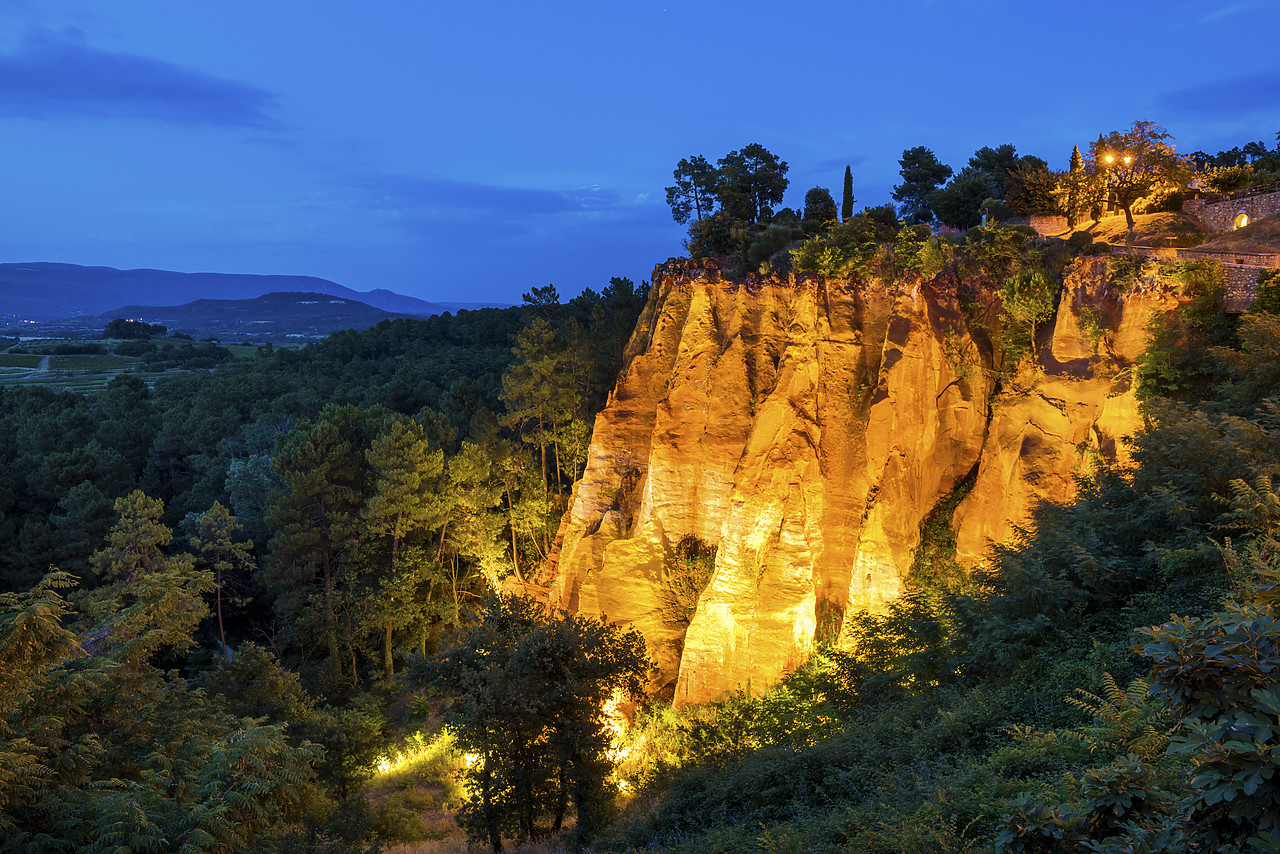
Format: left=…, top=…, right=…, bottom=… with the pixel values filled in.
left=92, top=291, right=419, bottom=341
left=0, top=262, right=506, bottom=320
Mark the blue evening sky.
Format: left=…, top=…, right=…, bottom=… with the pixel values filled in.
left=2, top=0, right=1278, bottom=304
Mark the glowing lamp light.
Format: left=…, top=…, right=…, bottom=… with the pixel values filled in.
left=1105, top=154, right=1114, bottom=164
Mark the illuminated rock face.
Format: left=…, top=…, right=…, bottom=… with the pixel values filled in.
left=541, top=257, right=1177, bottom=706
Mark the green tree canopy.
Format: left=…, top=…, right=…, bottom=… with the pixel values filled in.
left=716, top=143, right=789, bottom=224
left=802, top=186, right=838, bottom=230
left=1087, top=121, right=1190, bottom=235
left=363, top=416, right=448, bottom=678
left=1005, top=160, right=1062, bottom=217
left=664, top=154, right=718, bottom=225
left=892, top=146, right=953, bottom=223
left=932, top=168, right=997, bottom=229
left=412, top=594, right=648, bottom=852
left=102, top=318, right=167, bottom=339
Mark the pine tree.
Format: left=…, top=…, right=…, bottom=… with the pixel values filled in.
left=363, top=417, right=447, bottom=679
left=86, top=490, right=213, bottom=666
left=267, top=406, right=366, bottom=676
left=500, top=319, right=582, bottom=493
left=189, top=501, right=255, bottom=659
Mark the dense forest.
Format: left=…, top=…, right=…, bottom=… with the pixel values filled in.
left=5, top=122, right=1280, bottom=853
left=0, top=277, right=648, bottom=852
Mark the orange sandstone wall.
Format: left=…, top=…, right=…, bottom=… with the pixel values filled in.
left=540, top=256, right=1179, bottom=705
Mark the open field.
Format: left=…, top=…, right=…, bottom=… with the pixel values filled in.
left=0, top=352, right=168, bottom=393
left=222, top=343, right=263, bottom=359
left=49, top=354, right=137, bottom=370
left=0, top=354, right=41, bottom=368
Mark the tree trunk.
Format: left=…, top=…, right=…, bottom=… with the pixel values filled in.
left=216, top=568, right=230, bottom=658
left=506, top=491, right=524, bottom=583
left=385, top=529, right=400, bottom=680
left=552, top=436, right=563, bottom=495
left=318, top=499, right=339, bottom=663
left=436, top=515, right=450, bottom=561
left=450, top=557, right=461, bottom=628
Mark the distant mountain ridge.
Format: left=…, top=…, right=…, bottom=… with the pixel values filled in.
left=0, top=262, right=506, bottom=320
left=95, top=291, right=419, bottom=340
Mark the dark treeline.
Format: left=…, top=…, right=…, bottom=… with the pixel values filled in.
left=0, top=277, right=647, bottom=850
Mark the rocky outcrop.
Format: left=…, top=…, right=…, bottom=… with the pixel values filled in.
left=541, top=256, right=1179, bottom=705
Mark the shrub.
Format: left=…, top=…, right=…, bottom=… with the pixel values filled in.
left=1249, top=268, right=1280, bottom=316
left=1065, top=231, right=1094, bottom=254
left=687, top=211, right=744, bottom=258
left=746, top=224, right=803, bottom=273
left=660, top=535, right=717, bottom=625
left=981, top=197, right=1016, bottom=223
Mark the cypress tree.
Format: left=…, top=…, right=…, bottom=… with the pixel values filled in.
left=841, top=165, right=855, bottom=221
left=1067, top=144, right=1085, bottom=227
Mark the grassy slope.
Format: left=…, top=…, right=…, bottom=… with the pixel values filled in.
left=1195, top=213, right=1280, bottom=253
left=1058, top=210, right=1280, bottom=255
left=1057, top=212, right=1206, bottom=247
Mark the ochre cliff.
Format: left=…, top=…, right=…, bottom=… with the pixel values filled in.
left=537, top=256, right=1180, bottom=706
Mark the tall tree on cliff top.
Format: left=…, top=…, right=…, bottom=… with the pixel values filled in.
left=1061, top=144, right=1088, bottom=227
left=966, top=143, right=1027, bottom=200
left=664, top=155, right=719, bottom=224
left=892, top=146, right=952, bottom=223
left=1005, top=160, right=1061, bottom=217
left=842, top=165, right=855, bottom=222
left=802, top=186, right=838, bottom=231
left=1087, top=120, right=1189, bottom=237
left=716, top=143, right=789, bottom=223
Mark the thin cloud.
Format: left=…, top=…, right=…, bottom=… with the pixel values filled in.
left=1198, top=2, right=1257, bottom=24
left=1155, top=68, right=1280, bottom=121
left=0, top=29, right=280, bottom=128
left=348, top=172, right=651, bottom=224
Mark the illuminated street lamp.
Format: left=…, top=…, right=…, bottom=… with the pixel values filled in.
left=1101, top=153, right=1131, bottom=216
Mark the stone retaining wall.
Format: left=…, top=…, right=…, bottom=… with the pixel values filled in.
left=1223, top=264, right=1267, bottom=313
left=1178, top=247, right=1280, bottom=267
left=1185, top=189, right=1280, bottom=231
left=1109, top=245, right=1272, bottom=313
left=1006, top=214, right=1070, bottom=236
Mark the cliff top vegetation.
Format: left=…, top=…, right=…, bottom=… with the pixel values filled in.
left=665, top=124, right=1280, bottom=280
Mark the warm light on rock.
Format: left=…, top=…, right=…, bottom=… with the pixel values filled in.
left=541, top=257, right=1181, bottom=706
